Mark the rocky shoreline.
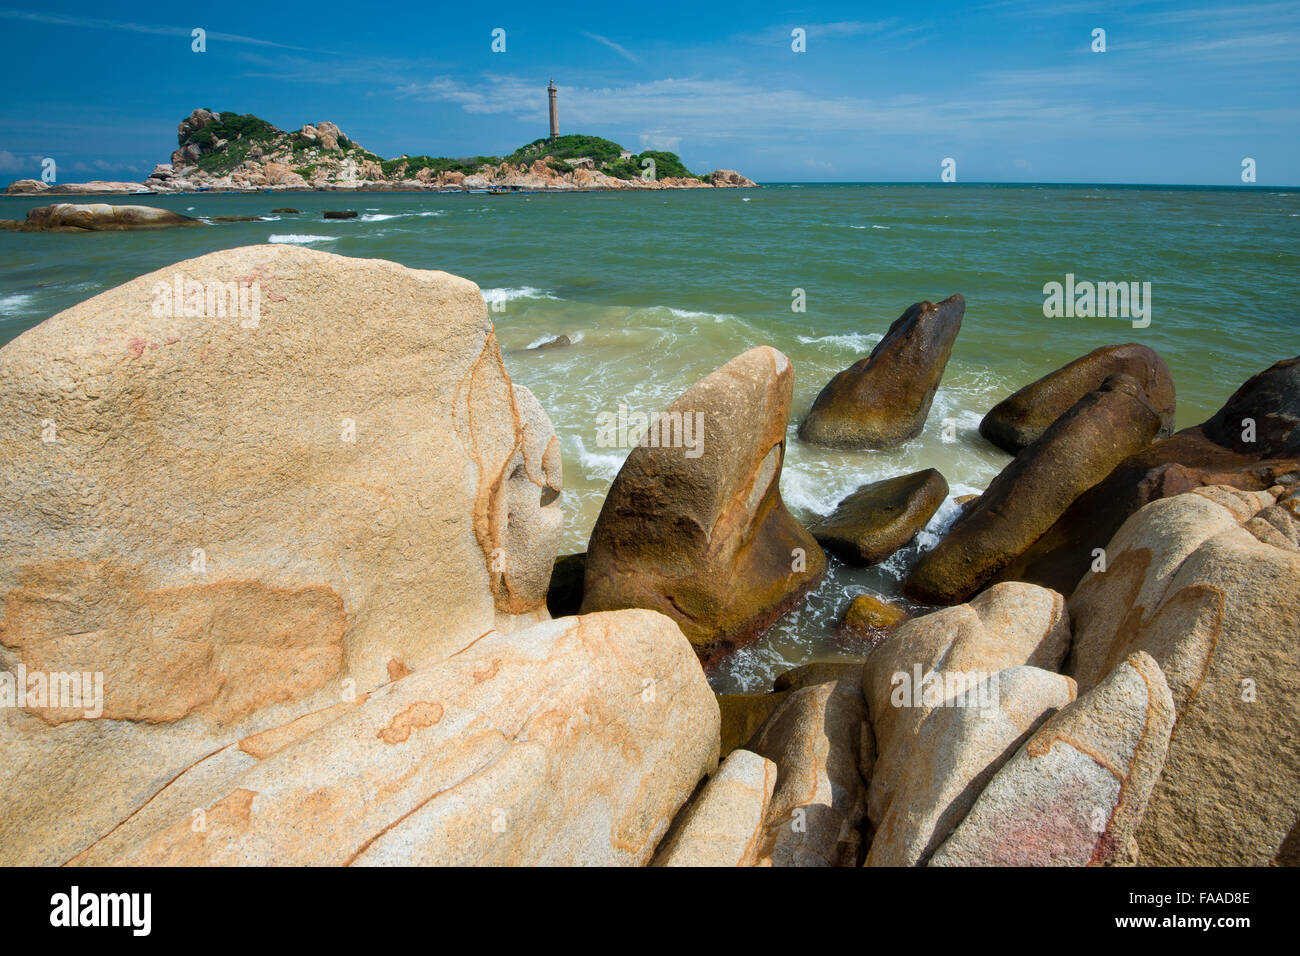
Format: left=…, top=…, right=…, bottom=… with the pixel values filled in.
left=4, top=108, right=758, bottom=196
left=0, top=244, right=1295, bottom=866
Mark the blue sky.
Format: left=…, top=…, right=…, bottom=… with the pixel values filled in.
left=1, top=0, right=1297, bottom=185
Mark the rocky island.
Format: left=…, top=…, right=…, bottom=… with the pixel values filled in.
left=5, top=108, right=758, bottom=196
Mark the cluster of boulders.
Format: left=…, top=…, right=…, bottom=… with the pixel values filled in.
left=0, top=247, right=1294, bottom=866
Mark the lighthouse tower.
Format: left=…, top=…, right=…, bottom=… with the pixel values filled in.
left=547, top=79, right=558, bottom=141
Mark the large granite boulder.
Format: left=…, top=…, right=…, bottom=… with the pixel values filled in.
left=905, top=374, right=1162, bottom=605
left=798, top=295, right=965, bottom=449
left=17, top=203, right=203, bottom=231
left=980, top=344, right=1176, bottom=454
left=1066, top=485, right=1300, bottom=865
left=930, top=651, right=1174, bottom=867
left=809, top=469, right=948, bottom=565
left=61, top=609, right=719, bottom=866
left=0, top=245, right=563, bottom=864
left=653, top=748, right=777, bottom=867
left=861, top=581, right=1071, bottom=831
left=581, top=347, right=826, bottom=661
left=999, top=356, right=1300, bottom=596
left=750, top=672, right=868, bottom=866
left=865, top=665, right=1076, bottom=866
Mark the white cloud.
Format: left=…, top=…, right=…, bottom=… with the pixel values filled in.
left=582, top=31, right=641, bottom=65
left=0, top=8, right=309, bottom=50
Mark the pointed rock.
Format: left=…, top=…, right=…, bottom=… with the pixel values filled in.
left=581, top=346, right=826, bottom=660
left=798, top=295, right=964, bottom=449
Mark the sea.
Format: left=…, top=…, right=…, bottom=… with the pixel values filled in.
left=2, top=183, right=1297, bottom=691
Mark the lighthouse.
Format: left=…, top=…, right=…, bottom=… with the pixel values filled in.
left=547, top=78, right=558, bottom=141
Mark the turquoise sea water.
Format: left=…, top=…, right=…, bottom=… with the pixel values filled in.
left=2, top=184, right=1297, bottom=691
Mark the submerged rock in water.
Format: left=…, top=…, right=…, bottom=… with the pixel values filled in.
left=323, top=209, right=358, bottom=219
left=998, top=356, right=1300, bottom=596
left=581, top=346, right=826, bottom=662
left=798, top=294, right=964, bottom=449
left=838, top=594, right=907, bottom=647
left=1066, top=484, right=1300, bottom=865
left=271, top=207, right=301, bottom=214
left=929, top=651, right=1174, bottom=867
left=16, top=202, right=203, bottom=231
left=0, top=244, right=563, bottom=864
left=905, top=374, right=1162, bottom=605
left=980, top=343, right=1176, bottom=454
left=810, top=468, right=948, bottom=565
left=527, top=334, right=571, bottom=350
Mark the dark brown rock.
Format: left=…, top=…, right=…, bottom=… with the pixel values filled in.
left=798, top=295, right=965, bottom=449
left=545, top=552, right=586, bottom=618
left=581, top=347, right=827, bottom=662
left=998, top=356, right=1300, bottom=596
left=809, top=469, right=948, bottom=564
left=980, top=343, right=1176, bottom=454
left=323, top=210, right=358, bottom=219
left=905, top=374, right=1162, bottom=605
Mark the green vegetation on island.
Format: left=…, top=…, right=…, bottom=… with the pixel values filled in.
left=181, top=112, right=708, bottom=183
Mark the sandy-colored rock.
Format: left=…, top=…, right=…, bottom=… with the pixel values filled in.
left=582, top=347, right=826, bottom=661
left=980, top=344, right=1176, bottom=454
left=4, top=179, right=48, bottom=195
left=751, top=673, right=868, bottom=866
left=18, top=203, right=202, bottom=231
left=798, top=295, right=964, bottom=449
left=653, top=749, right=777, bottom=867
left=1002, top=356, right=1300, bottom=595
left=1066, top=485, right=1300, bottom=865
left=810, top=469, right=949, bottom=564
left=866, top=666, right=1076, bottom=866
left=0, top=244, right=562, bottom=864
left=862, top=581, right=1071, bottom=828
left=61, top=609, right=718, bottom=866
left=930, top=651, right=1174, bottom=866
left=906, top=374, right=1162, bottom=605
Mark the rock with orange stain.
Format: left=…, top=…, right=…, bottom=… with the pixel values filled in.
left=653, top=749, right=777, bottom=867
left=1066, top=484, right=1300, bottom=865
left=861, top=581, right=1072, bottom=834
left=0, top=244, right=563, bottom=865
left=581, top=347, right=826, bottom=661
left=929, top=651, right=1174, bottom=867
left=67, top=609, right=717, bottom=867
left=749, top=672, right=867, bottom=867
left=865, top=665, right=1076, bottom=867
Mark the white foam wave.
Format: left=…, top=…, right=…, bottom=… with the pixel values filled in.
left=482, top=286, right=558, bottom=303
left=0, top=293, right=35, bottom=313
left=796, top=332, right=882, bottom=352
left=525, top=331, right=584, bottom=349
left=268, top=234, right=335, bottom=244
left=570, top=435, right=629, bottom=482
